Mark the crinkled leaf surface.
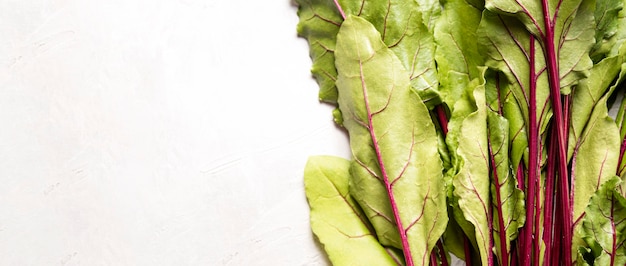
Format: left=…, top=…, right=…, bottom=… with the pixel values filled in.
left=295, top=0, right=343, bottom=103
left=590, top=0, right=624, bottom=60
left=304, top=156, right=400, bottom=266
left=335, top=15, right=447, bottom=265
left=449, top=84, right=492, bottom=266
left=582, top=176, right=626, bottom=266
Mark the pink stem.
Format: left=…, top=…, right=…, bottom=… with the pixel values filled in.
left=436, top=105, right=449, bottom=135
left=542, top=130, right=558, bottom=265
left=332, top=0, right=346, bottom=19
left=437, top=241, right=449, bottom=266
left=464, top=237, right=473, bottom=266
left=617, top=136, right=626, bottom=176
left=540, top=0, right=572, bottom=263
left=522, top=34, right=539, bottom=266
left=360, top=60, right=413, bottom=266
left=488, top=137, right=509, bottom=266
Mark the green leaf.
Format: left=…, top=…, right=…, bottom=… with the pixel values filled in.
left=478, top=11, right=551, bottom=133
left=572, top=83, right=622, bottom=226
left=571, top=90, right=622, bottom=261
left=295, top=0, right=343, bottom=103
left=449, top=82, right=492, bottom=266
left=576, top=247, right=594, bottom=266
left=484, top=0, right=595, bottom=92
left=304, top=156, right=400, bottom=266
left=335, top=15, right=447, bottom=265
left=607, top=1, right=626, bottom=57
left=338, top=0, right=440, bottom=107
left=581, top=176, right=626, bottom=265
left=487, top=110, right=526, bottom=266
left=590, top=0, right=624, bottom=61
left=569, top=55, right=624, bottom=160
left=435, top=0, right=484, bottom=86
left=296, top=0, right=441, bottom=111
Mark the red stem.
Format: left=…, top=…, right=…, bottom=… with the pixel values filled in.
left=542, top=129, right=558, bottom=265
left=522, top=34, right=539, bottom=266
left=332, top=0, right=346, bottom=19
left=464, top=236, right=473, bottom=266
left=540, top=0, right=572, bottom=263
left=515, top=163, right=525, bottom=266
left=436, top=105, right=449, bottom=135
left=533, top=150, right=542, bottom=266
left=488, top=136, right=509, bottom=266
left=511, top=243, right=519, bottom=266
left=551, top=183, right=564, bottom=266
left=437, top=241, right=449, bottom=266
left=496, top=73, right=504, bottom=116
left=488, top=201, right=495, bottom=266
left=431, top=251, right=438, bottom=266
left=359, top=61, right=413, bottom=266
left=617, top=136, right=626, bottom=176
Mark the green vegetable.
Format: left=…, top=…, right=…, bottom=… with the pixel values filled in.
left=305, top=156, right=399, bottom=265
left=581, top=176, right=626, bottom=265
left=295, top=0, right=626, bottom=265
left=334, top=16, right=447, bottom=265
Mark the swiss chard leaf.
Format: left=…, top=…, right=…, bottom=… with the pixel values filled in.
left=304, top=156, right=401, bottom=265
left=334, top=15, right=447, bottom=265
left=581, top=176, right=626, bottom=266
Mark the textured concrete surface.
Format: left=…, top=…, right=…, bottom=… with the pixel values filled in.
left=0, top=1, right=350, bottom=265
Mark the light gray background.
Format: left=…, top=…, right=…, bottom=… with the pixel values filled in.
left=0, top=0, right=351, bottom=265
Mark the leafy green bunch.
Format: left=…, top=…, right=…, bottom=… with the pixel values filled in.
left=295, top=0, right=626, bottom=265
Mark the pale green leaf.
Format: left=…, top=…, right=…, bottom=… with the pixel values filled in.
left=305, top=156, right=401, bottom=266
left=449, top=83, right=492, bottom=266
left=335, top=15, right=447, bottom=264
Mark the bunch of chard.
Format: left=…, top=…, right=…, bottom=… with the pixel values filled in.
left=295, top=0, right=626, bottom=265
